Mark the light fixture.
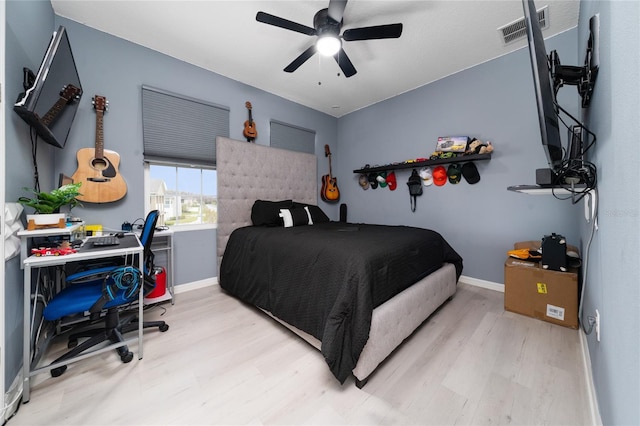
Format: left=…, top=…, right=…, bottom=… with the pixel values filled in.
left=316, top=34, right=341, bottom=56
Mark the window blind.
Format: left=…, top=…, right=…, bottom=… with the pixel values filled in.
left=269, top=120, right=316, bottom=155
left=142, top=85, right=229, bottom=167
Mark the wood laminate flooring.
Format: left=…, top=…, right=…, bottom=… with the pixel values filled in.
left=9, top=283, right=592, bottom=425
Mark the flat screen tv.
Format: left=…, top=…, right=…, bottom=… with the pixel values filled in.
left=522, top=0, right=563, bottom=172
left=14, top=26, right=83, bottom=149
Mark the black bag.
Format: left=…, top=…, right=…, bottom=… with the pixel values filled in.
left=407, top=169, right=423, bottom=212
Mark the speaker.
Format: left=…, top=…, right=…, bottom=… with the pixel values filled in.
left=541, top=233, right=567, bottom=272
left=339, top=204, right=347, bottom=223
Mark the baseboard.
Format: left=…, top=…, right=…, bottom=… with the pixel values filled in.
left=173, top=277, right=218, bottom=294
left=2, top=370, right=22, bottom=423
left=579, top=327, right=602, bottom=425
left=459, top=275, right=504, bottom=293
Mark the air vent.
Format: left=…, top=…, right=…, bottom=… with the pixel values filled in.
left=498, top=5, right=548, bottom=44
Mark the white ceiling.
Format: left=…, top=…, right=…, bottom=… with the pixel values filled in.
left=50, top=0, right=579, bottom=117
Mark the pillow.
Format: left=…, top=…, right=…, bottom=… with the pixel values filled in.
left=279, top=207, right=311, bottom=228
left=251, top=200, right=293, bottom=226
left=292, top=202, right=330, bottom=223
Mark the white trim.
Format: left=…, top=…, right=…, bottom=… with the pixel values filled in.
left=1, top=0, right=8, bottom=420
left=579, top=328, right=602, bottom=426
left=174, top=277, right=217, bottom=294
left=459, top=274, right=504, bottom=293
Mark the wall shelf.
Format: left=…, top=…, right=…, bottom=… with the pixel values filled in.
left=353, top=153, right=492, bottom=174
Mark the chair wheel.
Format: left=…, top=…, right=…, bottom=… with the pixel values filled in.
left=121, top=351, right=134, bottom=363
left=67, top=339, right=78, bottom=349
left=159, top=324, right=169, bottom=332
left=51, top=365, right=67, bottom=377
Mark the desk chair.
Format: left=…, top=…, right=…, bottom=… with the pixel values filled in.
left=42, top=210, right=169, bottom=377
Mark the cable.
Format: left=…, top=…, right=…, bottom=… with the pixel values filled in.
left=29, top=127, right=40, bottom=192
left=578, top=187, right=599, bottom=334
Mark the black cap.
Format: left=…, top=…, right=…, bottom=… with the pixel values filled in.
left=462, top=162, right=480, bottom=184
left=447, top=164, right=462, bottom=184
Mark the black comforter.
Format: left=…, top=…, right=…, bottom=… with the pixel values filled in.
left=219, top=222, right=462, bottom=383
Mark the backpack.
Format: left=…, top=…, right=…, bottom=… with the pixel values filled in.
left=406, top=169, right=423, bottom=212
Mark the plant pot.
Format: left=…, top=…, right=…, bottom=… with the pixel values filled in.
left=26, top=213, right=66, bottom=230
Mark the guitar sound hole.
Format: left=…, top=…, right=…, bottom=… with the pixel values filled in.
left=92, top=158, right=108, bottom=171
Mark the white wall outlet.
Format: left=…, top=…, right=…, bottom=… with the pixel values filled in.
left=595, top=309, right=601, bottom=342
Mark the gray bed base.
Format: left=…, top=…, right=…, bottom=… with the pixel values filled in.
left=216, top=137, right=458, bottom=386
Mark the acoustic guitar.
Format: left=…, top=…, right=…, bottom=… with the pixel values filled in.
left=72, top=95, right=127, bottom=203
left=243, top=101, right=257, bottom=142
left=321, top=144, right=340, bottom=202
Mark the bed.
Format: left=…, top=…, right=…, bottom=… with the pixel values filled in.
left=216, top=137, right=462, bottom=387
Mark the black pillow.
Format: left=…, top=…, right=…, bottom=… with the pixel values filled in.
left=279, top=207, right=311, bottom=228
left=251, top=200, right=293, bottom=226
left=292, top=202, right=330, bottom=223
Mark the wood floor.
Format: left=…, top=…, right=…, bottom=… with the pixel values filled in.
left=9, top=283, right=592, bottom=425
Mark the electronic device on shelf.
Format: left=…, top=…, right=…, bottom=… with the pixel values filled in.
left=521, top=0, right=598, bottom=197
left=13, top=25, right=83, bottom=149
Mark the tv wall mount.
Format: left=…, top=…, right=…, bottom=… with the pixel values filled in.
left=549, top=14, right=599, bottom=108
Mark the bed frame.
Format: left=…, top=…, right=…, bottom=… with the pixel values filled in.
left=216, top=136, right=457, bottom=386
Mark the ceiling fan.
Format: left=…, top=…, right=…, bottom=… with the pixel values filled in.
left=256, top=0, right=403, bottom=78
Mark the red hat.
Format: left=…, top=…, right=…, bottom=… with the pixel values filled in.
left=432, top=166, right=448, bottom=186
left=386, top=171, right=397, bottom=190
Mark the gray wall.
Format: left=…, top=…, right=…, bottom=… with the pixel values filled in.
left=577, top=1, right=640, bottom=424
left=5, top=0, right=56, bottom=391
left=337, top=30, right=582, bottom=284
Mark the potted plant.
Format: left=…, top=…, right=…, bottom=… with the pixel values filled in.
left=18, top=183, right=82, bottom=229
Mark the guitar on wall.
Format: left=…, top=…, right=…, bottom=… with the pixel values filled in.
left=72, top=95, right=127, bottom=203
left=321, top=144, right=340, bottom=202
left=243, top=101, right=257, bottom=142
left=41, top=84, right=82, bottom=127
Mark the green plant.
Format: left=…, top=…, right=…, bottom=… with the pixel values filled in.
left=18, top=182, right=83, bottom=214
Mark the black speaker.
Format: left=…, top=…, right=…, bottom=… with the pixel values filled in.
left=339, top=204, right=347, bottom=223
left=541, top=233, right=567, bottom=272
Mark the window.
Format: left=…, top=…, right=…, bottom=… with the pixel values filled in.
left=146, top=164, right=217, bottom=227
left=270, top=120, right=315, bottom=154
left=141, top=85, right=228, bottom=228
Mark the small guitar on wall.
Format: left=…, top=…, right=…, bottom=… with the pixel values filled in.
left=243, top=101, right=257, bottom=142
left=72, top=95, right=127, bottom=203
left=321, top=144, right=340, bottom=202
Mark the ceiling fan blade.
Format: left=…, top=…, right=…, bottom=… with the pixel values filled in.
left=284, top=45, right=317, bottom=73
left=333, top=48, right=357, bottom=77
left=256, top=11, right=316, bottom=36
left=342, top=23, right=403, bottom=41
left=327, top=0, right=348, bottom=23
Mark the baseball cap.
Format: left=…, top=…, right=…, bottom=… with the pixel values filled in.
left=432, top=166, right=447, bottom=186
left=462, top=162, right=481, bottom=184
left=419, top=167, right=433, bottom=186
left=386, top=171, right=397, bottom=190
left=447, top=164, right=462, bottom=184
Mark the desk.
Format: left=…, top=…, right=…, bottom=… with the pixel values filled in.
left=21, top=234, right=144, bottom=403
left=17, top=222, right=84, bottom=268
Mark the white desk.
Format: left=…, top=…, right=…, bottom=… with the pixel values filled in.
left=17, top=222, right=84, bottom=267
left=21, top=234, right=144, bottom=403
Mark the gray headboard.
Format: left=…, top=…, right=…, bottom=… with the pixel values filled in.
left=216, top=136, right=317, bottom=266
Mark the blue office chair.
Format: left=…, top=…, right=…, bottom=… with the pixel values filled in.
left=43, top=210, right=169, bottom=377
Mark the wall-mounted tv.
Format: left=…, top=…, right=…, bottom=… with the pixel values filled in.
left=14, top=26, right=83, bottom=149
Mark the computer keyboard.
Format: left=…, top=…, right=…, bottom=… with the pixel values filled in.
left=91, top=235, right=120, bottom=247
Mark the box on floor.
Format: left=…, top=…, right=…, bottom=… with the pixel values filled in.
left=504, top=240, right=580, bottom=329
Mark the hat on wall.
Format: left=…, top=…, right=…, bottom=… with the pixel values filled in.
left=419, top=167, right=433, bottom=186
left=386, top=171, right=397, bottom=190
left=359, top=174, right=369, bottom=190
left=447, top=164, right=462, bottom=184
left=462, top=162, right=481, bottom=184
left=432, top=166, right=448, bottom=186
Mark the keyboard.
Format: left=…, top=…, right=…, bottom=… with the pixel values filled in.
left=91, top=235, right=120, bottom=247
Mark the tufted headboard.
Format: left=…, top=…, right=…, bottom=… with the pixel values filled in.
left=216, top=136, right=317, bottom=268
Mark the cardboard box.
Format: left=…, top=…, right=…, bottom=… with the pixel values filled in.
left=504, top=241, right=579, bottom=329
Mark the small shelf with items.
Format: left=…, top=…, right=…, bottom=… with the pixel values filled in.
left=353, top=152, right=492, bottom=174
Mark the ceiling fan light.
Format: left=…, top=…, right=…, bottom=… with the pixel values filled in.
left=316, top=35, right=341, bottom=56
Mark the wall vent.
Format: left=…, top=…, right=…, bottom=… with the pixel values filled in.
left=498, top=5, right=548, bottom=44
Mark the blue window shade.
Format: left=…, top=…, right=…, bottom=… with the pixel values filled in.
left=269, top=120, right=316, bottom=155
left=142, top=85, right=229, bottom=167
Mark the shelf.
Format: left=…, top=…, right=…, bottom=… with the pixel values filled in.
left=507, top=184, right=588, bottom=195
left=353, top=153, right=492, bottom=174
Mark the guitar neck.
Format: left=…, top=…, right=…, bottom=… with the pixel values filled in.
left=328, top=154, right=333, bottom=178
left=95, top=110, right=105, bottom=160
left=41, top=97, right=68, bottom=126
